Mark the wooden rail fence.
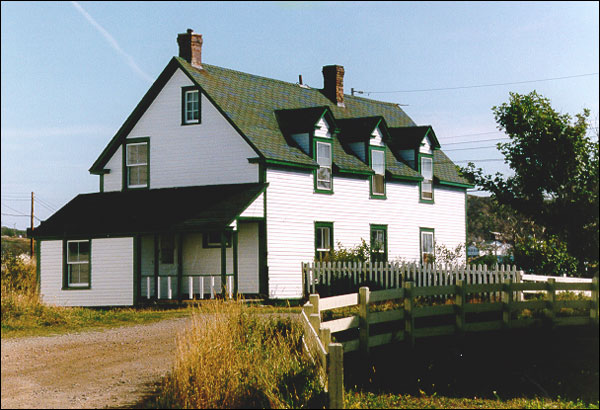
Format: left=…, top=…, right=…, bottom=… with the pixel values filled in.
left=301, top=277, right=599, bottom=408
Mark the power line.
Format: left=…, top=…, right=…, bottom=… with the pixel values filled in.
left=354, top=72, right=599, bottom=94
left=444, top=144, right=500, bottom=152
left=443, top=137, right=510, bottom=146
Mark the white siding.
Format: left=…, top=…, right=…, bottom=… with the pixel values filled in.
left=291, top=133, right=310, bottom=154
left=239, top=193, right=265, bottom=218
left=420, top=136, right=433, bottom=154
left=39, top=238, right=134, bottom=306
left=370, top=126, right=385, bottom=147
left=238, top=222, right=260, bottom=293
left=265, top=169, right=466, bottom=298
left=315, top=117, right=332, bottom=139
left=100, top=69, right=259, bottom=191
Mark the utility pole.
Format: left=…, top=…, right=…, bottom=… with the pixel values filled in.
left=30, top=191, right=34, bottom=257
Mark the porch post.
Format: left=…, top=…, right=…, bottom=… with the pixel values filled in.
left=233, top=229, right=239, bottom=298
left=154, top=234, right=159, bottom=300
left=177, top=233, right=183, bottom=303
left=221, top=230, right=227, bottom=299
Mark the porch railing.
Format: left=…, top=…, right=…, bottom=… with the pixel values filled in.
left=142, top=274, right=234, bottom=300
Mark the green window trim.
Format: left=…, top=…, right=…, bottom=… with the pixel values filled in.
left=203, top=230, right=233, bottom=248
left=313, top=137, right=334, bottom=194
left=181, top=86, right=201, bottom=125
left=370, top=224, right=388, bottom=262
left=62, top=239, right=92, bottom=290
left=315, top=222, right=334, bottom=261
left=419, top=228, right=435, bottom=265
left=122, top=137, right=150, bottom=190
left=369, top=147, right=386, bottom=199
left=418, top=153, right=434, bottom=203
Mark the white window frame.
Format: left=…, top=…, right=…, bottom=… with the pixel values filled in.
left=66, top=240, right=90, bottom=287
left=421, top=156, right=433, bottom=200
left=316, top=226, right=332, bottom=253
left=184, top=89, right=200, bottom=124
left=315, top=141, right=332, bottom=191
left=421, top=230, right=434, bottom=264
left=126, top=142, right=148, bottom=189
left=371, top=148, right=386, bottom=196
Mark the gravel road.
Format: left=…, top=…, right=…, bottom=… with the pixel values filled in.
left=1, top=318, right=191, bottom=409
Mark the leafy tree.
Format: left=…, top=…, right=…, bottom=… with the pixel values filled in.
left=462, top=91, right=599, bottom=277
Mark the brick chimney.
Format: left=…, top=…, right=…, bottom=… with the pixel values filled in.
left=322, top=65, right=345, bottom=106
left=177, top=29, right=203, bottom=69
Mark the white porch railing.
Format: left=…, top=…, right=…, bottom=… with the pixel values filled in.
left=142, top=274, right=234, bottom=300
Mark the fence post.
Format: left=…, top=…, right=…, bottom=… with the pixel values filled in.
left=310, top=313, right=321, bottom=337
left=591, top=276, right=599, bottom=325
left=547, top=278, right=557, bottom=325
left=328, top=343, right=344, bottom=409
left=310, top=294, right=320, bottom=317
left=321, top=327, right=332, bottom=354
left=502, top=278, right=512, bottom=329
left=456, top=280, right=466, bottom=336
left=359, top=286, right=370, bottom=356
left=404, top=281, right=415, bottom=348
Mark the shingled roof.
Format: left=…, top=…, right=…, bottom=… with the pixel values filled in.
left=90, top=57, right=470, bottom=186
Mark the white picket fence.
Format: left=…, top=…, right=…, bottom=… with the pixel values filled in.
left=302, top=262, right=521, bottom=296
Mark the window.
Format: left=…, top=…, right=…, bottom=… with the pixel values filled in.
left=160, top=234, right=175, bottom=264
left=203, top=231, right=232, bottom=248
left=370, top=225, right=387, bottom=262
left=66, top=240, right=90, bottom=287
left=315, top=141, right=332, bottom=191
left=370, top=148, right=386, bottom=197
left=315, top=222, right=333, bottom=261
left=420, top=229, right=434, bottom=265
left=183, top=88, right=200, bottom=124
left=420, top=155, right=433, bottom=201
left=126, top=142, right=148, bottom=188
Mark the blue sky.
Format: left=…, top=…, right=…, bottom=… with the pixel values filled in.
left=2, top=1, right=598, bottom=230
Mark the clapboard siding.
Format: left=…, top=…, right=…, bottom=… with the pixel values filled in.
left=39, top=238, right=134, bottom=306
left=101, top=69, right=259, bottom=191
left=238, top=222, right=260, bottom=293
left=239, top=193, right=264, bottom=219
left=265, top=169, right=466, bottom=298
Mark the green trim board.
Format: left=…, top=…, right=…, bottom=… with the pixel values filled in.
left=62, top=238, right=92, bottom=290
left=314, top=221, right=334, bottom=260
left=181, top=86, right=201, bottom=125
left=122, top=137, right=150, bottom=191
left=419, top=228, right=435, bottom=264
left=437, top=179, right=474, bottom=189
left=370, top=224, right=388, bottom=262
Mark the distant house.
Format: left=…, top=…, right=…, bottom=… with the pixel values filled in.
left=29, top=30, right=472, bottom=306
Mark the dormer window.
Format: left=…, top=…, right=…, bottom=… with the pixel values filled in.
left=315, top=141, right=332, bottom=192
left=420, top=155, right=433, bottom=201
left=182, top=87, right=200, bottom=125
left=370, top=148, right=386, bottom=198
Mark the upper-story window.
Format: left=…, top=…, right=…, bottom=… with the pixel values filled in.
left=370, top=148, right=386, bottom=198
left=182, top=87, right=200, bottom=125
left=420, top=155, right=433, bottom=201
left=315, top=141, right=332, bottom=192
left=126, top=141, right=149, bottom=189
left=66, top=240, right=90, bottom=288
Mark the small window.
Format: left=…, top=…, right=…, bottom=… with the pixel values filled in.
left=421, top=229, right=434, bottom=265
left=370, top=225, right=387, bottom=262
left=421, top=156, right=433, bottom=201
left=371, top=149, right=385, bottom=197
left=315, top=222, right=333, bottom=261
left=183, top=89, right=200, bottom=124
left=160, top=234, right=175, bottom=264
left=203, top=231, right=232, bottom=248
left=315, top=141, right=332, bottom=191
left=66, top=240, right=90, bottom=287
left=126, top=142, right=148, bottom=188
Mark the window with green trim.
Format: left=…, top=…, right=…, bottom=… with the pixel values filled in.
left=370, top=225, right=387, bottom=262
left=66, top=240, right=90, bottom=287
left=370, top=148, right=386, bottom=197
left=203, top=231, right=232, bottom=248
left=183, top=88, right=200, bottom=124
left=315, top=141, right=332, bottom=191
left=126, top=142, right=148, bottom=188
left=420, top=156, right=433, bottom=201
left=315, top=222, right=333, bottom=261
left=420, top=229, right=434, bottom=265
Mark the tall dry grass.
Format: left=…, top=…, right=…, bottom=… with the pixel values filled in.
left=156, top=300, right=325, bottom=409
left=1, top=251, right=42, bottom=323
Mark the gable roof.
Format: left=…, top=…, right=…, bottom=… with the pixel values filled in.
left=90, top=57, right=468, bottom=185
left=30, top=183, right=267, bottom=239
left=388, top=126, right=441, bottom=151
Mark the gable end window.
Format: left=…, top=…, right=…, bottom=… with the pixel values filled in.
left=420, top=155, right=433, bottom=202
left=315, top=222, right=333, bottom=261
left=315, top=140, right=333, bottom=192
left=182, top=87, right=200, bottom=125
left=125, top=140, right=149, bottom=189
left=370, top=148, right=386, bottom=198
left=65, top=240, right=91, bottom=289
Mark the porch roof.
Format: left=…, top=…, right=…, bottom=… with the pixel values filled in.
left=30, top=183, right=267, bottom=239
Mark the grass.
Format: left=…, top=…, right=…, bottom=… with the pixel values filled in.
left=149, top=299, right=325, bottom=409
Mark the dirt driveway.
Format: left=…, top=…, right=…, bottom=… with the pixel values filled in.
left=1, top=317, right=190, bottom=409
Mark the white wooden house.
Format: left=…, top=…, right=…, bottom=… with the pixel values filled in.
left=29, top=30, right=472, bottom=306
